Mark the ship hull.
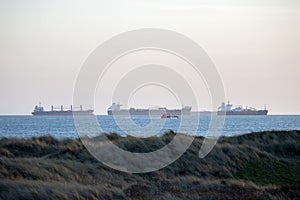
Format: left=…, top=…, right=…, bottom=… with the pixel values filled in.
left=32, top=110, right=94, bottom=116
left=191, top=111, right=217, bottom=115
left=217, top=110, right=268, bottom=116
left=108, top=108, right=191, bottom=116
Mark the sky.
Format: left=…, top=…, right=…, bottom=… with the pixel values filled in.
left=0, top=0, right=299, bottom=115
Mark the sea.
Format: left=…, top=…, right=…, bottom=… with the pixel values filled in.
left=0, top=115, right=299, bottom=139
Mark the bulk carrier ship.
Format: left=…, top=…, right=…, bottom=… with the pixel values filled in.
left=32, top=103, right=93, bottom=116
left=217, top=101, right=268, bottom=115
left=107, top=103, right=192, bottom=116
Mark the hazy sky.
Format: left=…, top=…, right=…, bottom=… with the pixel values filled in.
left=0, top=0, right=299, bottom=114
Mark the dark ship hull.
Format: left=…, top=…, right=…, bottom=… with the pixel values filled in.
left=107, top=108, right=191, bottom=116
left=217, top=110, right=268, bottom=116
left=191, top=111, right=217, bottom=116
left=32, top=110, right=94, bottom=116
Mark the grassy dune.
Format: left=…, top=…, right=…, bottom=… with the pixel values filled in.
left=0, top=130, right=299, bottom=199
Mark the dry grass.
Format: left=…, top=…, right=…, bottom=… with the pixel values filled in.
left=0, top=130, right=299, bottom=199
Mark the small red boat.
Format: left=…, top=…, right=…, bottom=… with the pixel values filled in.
left=161, top=114, right=179, bottom=119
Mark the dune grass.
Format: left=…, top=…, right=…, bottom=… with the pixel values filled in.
left=0, top=130, right=299, bottom=199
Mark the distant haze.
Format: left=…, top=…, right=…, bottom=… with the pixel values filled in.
left=0, top=0, right=299, bottom=115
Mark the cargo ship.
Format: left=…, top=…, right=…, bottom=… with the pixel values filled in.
left=32, top=103, right=94, bottom=116
left=107, top=103, right=191, bottom=115
left=217, top=101, right=268, bottom=116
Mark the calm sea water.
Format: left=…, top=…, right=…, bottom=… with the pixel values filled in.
left=0, top=115, right=299, bottom=139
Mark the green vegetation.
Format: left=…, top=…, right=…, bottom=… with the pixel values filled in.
left=236, top=159, right=300, bottom=185
left=0, top=130, right=299, bottom=199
